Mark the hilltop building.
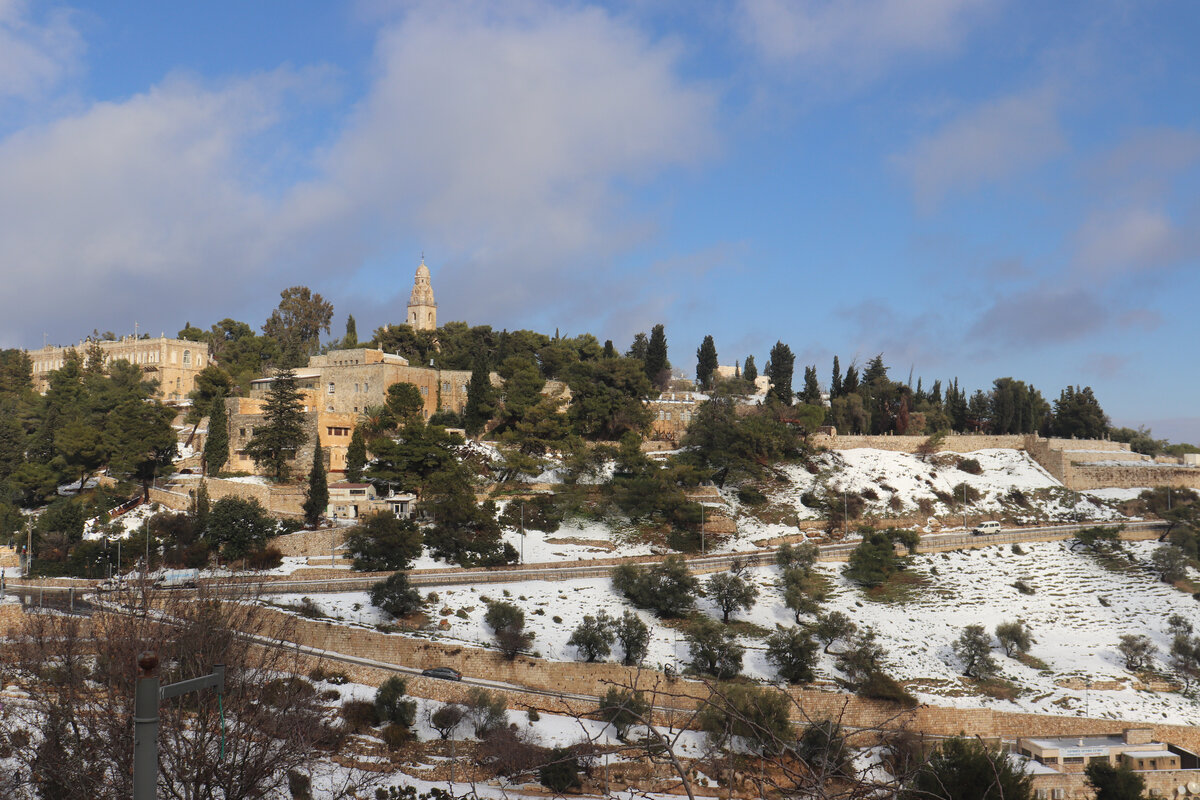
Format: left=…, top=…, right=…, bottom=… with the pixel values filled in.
left=407, top=258, right=437, bottom=331
left=28, top=335, right=207, bottom=402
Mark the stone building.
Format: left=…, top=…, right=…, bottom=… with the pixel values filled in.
left=250, top=347, right=472, bottom=421
left=1018, top=729, right=1200, bottom=798
left=225, top=393, right=358, bottom=478
left=648, top=391, right=705, bottom=442
left=407, top=258, right=437, bottom=331
left=327, top=482, right=416, bottom=520
left=28, top=335, right=207, bottom=402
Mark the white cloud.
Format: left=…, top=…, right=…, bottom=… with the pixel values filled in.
left=0, top=3, right=718, bottom=345
left=0, top=0, right=82, bottom=100
left=738, top=0, right=993, bottom=77
left=894, top=88, right=1065, bottom=208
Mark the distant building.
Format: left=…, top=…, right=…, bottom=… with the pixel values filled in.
left=28, top=335, right=207, bottom=402
left=1018, top=729, right=1200, bottom=798
left=406, top=258, right=437, bottom=331
left=714, top=364, right=769, bottom=395
left=327, top=482, right=415, bottom=520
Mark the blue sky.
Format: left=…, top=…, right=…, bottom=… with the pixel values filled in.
left=1, top=0, right=1198, bottom=440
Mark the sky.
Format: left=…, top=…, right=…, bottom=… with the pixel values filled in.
left=1, top=0, right=1198, bottom=441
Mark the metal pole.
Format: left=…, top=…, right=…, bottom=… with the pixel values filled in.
left=843, top=487, right=848, bottom=538
left=962, top=484, right=966, bottom=532
left=520, top=502, right=525, bottom=565
left=701, top=504, right=705, bottom=554
left=133, top=653, right=160, bottom=800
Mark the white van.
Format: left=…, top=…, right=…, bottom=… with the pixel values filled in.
left=973, top=521, right=1002, bottom=536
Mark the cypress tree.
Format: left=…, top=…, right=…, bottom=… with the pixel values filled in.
left=203, top=395, right=229, bottom=476
left=193, top=480, right=210, bottom=536
left=743, top=355, right=758, bottom=383
left=644, top=324, right=670, bottom=388
left=303, top=446, right=328, bottom=528
left=695, top=335, right=718, bottom=390
left=831, top=356, right=843, bottom=398
left=345, top=314, right=358, bottom=348
left=463, top=357, right=496, bottom=437
left=346, top=425, right=367, bottom=482
left=765, top=341, right=795, bottom=406
left=602, top=340, right=616, bottom=359
left=801, top=365, right=820, bottom=405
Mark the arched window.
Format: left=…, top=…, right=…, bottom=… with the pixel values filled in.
left=183, top=349, right=191, bottom=366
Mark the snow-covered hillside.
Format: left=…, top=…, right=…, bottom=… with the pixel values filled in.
left=284, top=539, right=1200, bottom=725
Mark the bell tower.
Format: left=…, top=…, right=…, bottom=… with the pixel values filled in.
left=407, top=257, right=437, bottom=331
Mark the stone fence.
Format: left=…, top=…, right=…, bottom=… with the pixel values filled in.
left=151, top=476, right=307, bottom=517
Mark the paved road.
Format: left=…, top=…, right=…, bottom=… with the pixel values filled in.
left=3, top=519, right=1167, bottom=598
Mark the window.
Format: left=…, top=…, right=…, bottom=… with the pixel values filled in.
left=349, top=489, right=366, bottom=496
left=326, top=426, right=350, bottom=436
left=239, top=428, right=246, bottom=437
left=328, top=382, right=335, bottom=394
left=443, top=382, right=450, bottom=392
left=363, top=382, right=369, bottom=392
left=182, top=349, right=191, bottom=366
left=1042, top=757, right=1057, bottom=764
left=354, top=383, right=359, bottom=392
left=326, top=405, right=334, bottom=413
left=421, top=386, right=428, bottom=395
left=1062, top=757, right=1083, bottom=765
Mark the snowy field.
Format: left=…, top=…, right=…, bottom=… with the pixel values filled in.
left=283, top=538, right=1200, bottom=725
left=734, top=448, right=1138, bottom=543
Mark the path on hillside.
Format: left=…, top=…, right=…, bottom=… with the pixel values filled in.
left=2, top=520, right=1166, bottom=599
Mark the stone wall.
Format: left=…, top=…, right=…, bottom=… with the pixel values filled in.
left=1066, top=463, right=1200, bottom=491
left=151, top=477, right=307, bottom=517
left=810, top=433, right=1030, bottom=453
left=268, top=527, right=347, bottom=557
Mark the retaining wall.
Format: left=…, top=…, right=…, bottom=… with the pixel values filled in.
left=151, top=477, right=306, bottom=517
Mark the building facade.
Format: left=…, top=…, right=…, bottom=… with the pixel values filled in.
left=250, top=348, right=472, bottom=421
left=28, top=335, right=207, bottom=401
left=407, top=259, right=437, bottom=331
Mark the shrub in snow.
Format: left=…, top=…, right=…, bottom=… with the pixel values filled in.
left=375, top=677, right=417, bottom=729
left=611, top=556, right=698, bottom=618
left=485, top=600, right=533, bottom=659
left=698, top=684, right=793, bottom=755
left=1117, top=634, right=1155, bottom=672
left=344, top=513, right=423, bottom=572
left=567, top=611, right=615, bottom=662
left=598, top=688, right=650, bottom=741
left=957, top=458, right=983, bottom=475
left=995, top=620, right=1035, bottom=657
left=765, top=626, right=819, bottom=684
left=705, top=571, right=759, bottom=622
left=953, top=625, right=998, bottom=679
left=430, top=703, right=465, bottom=740
left=370, top=571, right=423, bottom=618
left=685, top=616, right=745, bottom=679
left=538, top=748, right=582, bottom=793
left=464, top=688, right=508, bottom=737
left=614, top=610, right=651, bottom=666
left=1151, top=545, right=1189, bottom=583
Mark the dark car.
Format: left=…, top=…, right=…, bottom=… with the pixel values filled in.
left=421, top=666, right=462, bottom=681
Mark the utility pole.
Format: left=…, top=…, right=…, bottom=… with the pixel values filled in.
left=843, top=487, right=848, bottom=538
left=520, top=502, right=525, bottom=565
left=133, top=652, right=225, bottom=800
left=701, top=504, right=705, bottom=554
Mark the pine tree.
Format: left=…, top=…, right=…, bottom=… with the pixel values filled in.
left=243, top=368, right=308, bottom=480
left=463, top=357, right=496, bottom=436
left=843, top=362, right=860, bottom=395
left=302, top=446, right=328, bottom=528
left=695, top=335, right=718, bottom=390
left=801, top=365, right=820, bottom=405
left=644, top=324, right=669, bottom=389
left=203, top=395, right=229, bottom=476
left=743, top=355, right=758, bottom=383
left=602, top=340, right=616, bottom=359
left=765, top=341, right=795, bottom=405
left=344, top=314, right=358, bottom=348
left=831, top=356, right=843, bottom=398
left=345, top=425, right=367, bottom=482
